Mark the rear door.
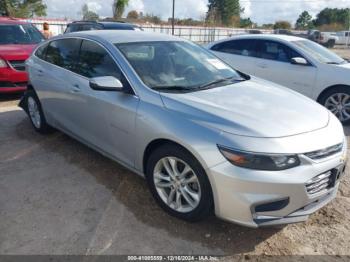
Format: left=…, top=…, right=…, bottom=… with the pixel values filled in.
left=253, top=39, right=317, bottom=97
left=29, top=38, right=82, bottom=127
left=210, top=39, right=257, bottom=75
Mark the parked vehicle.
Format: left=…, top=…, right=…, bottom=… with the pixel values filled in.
left=306, top=30, right=338, bottom=48
left=0, top=17, right=44, bottom=93
left=335, top=31, right=350, bottom=45
left=274, top=29, right=293, bottom=35
left=20, top=31, right=346, bottom=227
left=207, top=34, right=350, bottom=123
left=64, top=21, right=142, bottom=33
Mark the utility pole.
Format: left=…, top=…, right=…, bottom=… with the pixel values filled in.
left=172, top=0, right=175, bottom=35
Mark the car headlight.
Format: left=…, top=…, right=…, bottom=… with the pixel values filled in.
left=0, top=58, right=7, bottom=68
left=218, top=145, right=300, bottom=171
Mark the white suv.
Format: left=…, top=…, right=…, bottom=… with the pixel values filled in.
left=207, top=35, right=350, bottom=124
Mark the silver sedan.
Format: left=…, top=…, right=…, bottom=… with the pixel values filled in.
left=20, top=31, right=347, bottom=227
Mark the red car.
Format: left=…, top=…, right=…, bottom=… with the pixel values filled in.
left=0, top=17, right=44, bottom=94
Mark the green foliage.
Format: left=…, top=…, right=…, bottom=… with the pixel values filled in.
left=240, top=17, right=253, bottom=28
left=0, top=0, right=46, bottom=18
left=273, top=20, right=292, bottom=30
left=127, top=10, right=138, bottom=20
left=113, top=0, right=129, bottom=19
left=314, top=8, right=350, bottom=30
left=207, top=0, right=242, bottom=26
left=81, top=4, right=99, bottom=21
left=295, top=11, right=313, bottom=29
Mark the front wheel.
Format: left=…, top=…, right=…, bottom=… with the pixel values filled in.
left=319, top=87, right=350, bottom=124
left=145, top=144, right=213, bottom=222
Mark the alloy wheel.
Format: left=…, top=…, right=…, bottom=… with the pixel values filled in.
left=27, top=96, right=41, bottom=129
left=153, top=157, right=201, bottom=213
left=325, top=93, right=350, bottom=122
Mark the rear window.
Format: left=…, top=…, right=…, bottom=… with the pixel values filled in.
left=211, top=39, right=257, bottom=57
left=45, top=39, right=81, bottom=72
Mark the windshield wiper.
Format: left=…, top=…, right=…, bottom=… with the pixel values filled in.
left=198, top=76, right=244, bottom=90
left=152, top=86, right=194, bottom=92
left=326, top=61, right=346, bottom=65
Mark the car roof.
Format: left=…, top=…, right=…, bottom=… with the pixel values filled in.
left=208, top=34, right=305, bottom=46
left=68, top=21, right=136, bottom=27
left=0, top=17, right=28, bottom=25
left=64, top=30, right=182, bottom=43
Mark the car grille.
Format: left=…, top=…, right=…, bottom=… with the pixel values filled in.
left=305, top=171, right=333, bottom=194
left=304, top=143, right=343, bottom=160
left=9, top=60, right=26, bottom=71
left=306, top=166, right=344, bottom=195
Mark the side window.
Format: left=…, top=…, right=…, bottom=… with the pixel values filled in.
left=35, top=43, right=48, bottom=60
left=256, top=40, right=303, bottom=63
left=77, top=40, right=122, bottom=79
left=45, top=39, right=81, bottom=72
left=211, top=40, right=256, bottom=57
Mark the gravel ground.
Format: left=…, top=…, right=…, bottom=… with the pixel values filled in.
left=0, top=92, right=350, bottom=258
left=333, top=46, right=350, bottom=60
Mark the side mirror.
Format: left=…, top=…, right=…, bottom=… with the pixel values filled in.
left=89, top=76, right=124, bottom=91
left=291, top=57, right=309, bottom=66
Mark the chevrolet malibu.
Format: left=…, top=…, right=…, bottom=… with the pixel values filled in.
left=207, top=35, right=350, bottom=124
left=20, top=31, right=347, bottom=227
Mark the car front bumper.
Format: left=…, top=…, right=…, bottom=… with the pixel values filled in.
left=0, top=67, right=28, bottom=93
left=208, top=143, right=347, bottom=228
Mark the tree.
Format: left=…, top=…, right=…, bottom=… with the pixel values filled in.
left=206, top=0, right=242, bottom=26
left=295, top=11, right=313, bottom=29
left=127, top=10, right=138, bottom=20
left=240, top=17, right=253, bottom=28
left=314, top=8, right=350, bottom=30
left=81, top=4, right=99, bottom=21
left=0, top=0, right=46, bottom=18
left=273, top=20, right=292, bottom=30
left=113, top=0, right=129, bottom=19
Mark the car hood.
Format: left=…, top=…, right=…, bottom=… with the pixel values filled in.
left=160, top=78, right=330, bottom=138
left=0, top=44, right=36, bottom=60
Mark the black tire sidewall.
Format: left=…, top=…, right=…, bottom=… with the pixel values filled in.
left=145, top=144, right=213, bottom=222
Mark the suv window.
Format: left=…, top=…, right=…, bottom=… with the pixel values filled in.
left=77, top=40, right=121, bottom=79
left=45, top=39, right=81, bottom=72
left=255, top=40, right=302, bottom=63
left=65, top=23, right=103, bottom=33
left=211, top=39, right=256, bottom=57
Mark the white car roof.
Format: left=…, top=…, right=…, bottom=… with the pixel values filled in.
left=208, top=34, right=306, bottom=47
left=67, top=30, right=183, bottom=43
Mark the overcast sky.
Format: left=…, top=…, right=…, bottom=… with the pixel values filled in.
left=44, top=0, right=350, bottom=25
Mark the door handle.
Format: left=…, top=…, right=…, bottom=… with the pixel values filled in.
left=257, top=63, right=268, bottom=69
left=37, top=69, right=44, bottom=76
left=71, top=84, right=81, bottom=93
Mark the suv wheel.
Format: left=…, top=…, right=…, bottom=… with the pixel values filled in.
left=146, top=144, right=213, bottom=222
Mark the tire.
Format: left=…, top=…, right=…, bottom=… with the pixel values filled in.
left=24, top=90, right=54, bottom=134
left=145, top=144, right=213, bottom=222
left=326, top=39, right=335, bottom=48
left=319, top=86, right=350, bottom=125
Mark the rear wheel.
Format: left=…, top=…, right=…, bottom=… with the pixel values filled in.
left=25, top=90, right=54, bottom=134
left=145, top=144, right=213, bottom=222
left=319, top=86, right=350, bottom=124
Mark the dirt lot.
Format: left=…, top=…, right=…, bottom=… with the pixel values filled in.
left=0, top=95, right=350, bottom=258
left=334, top=46, right=350, bottom=60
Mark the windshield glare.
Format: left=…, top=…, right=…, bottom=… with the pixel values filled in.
left=293, top=40, right=345, bottom=64
left=0, top=24, right=44, bottom=45
left=116, top=41, right=243, bottom=91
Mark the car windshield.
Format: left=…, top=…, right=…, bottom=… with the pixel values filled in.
left=115, top=41, right=244, bottom=92
left=0, top=24, right=44, bottom=45
left=293, top=40, right=346, bottom=64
